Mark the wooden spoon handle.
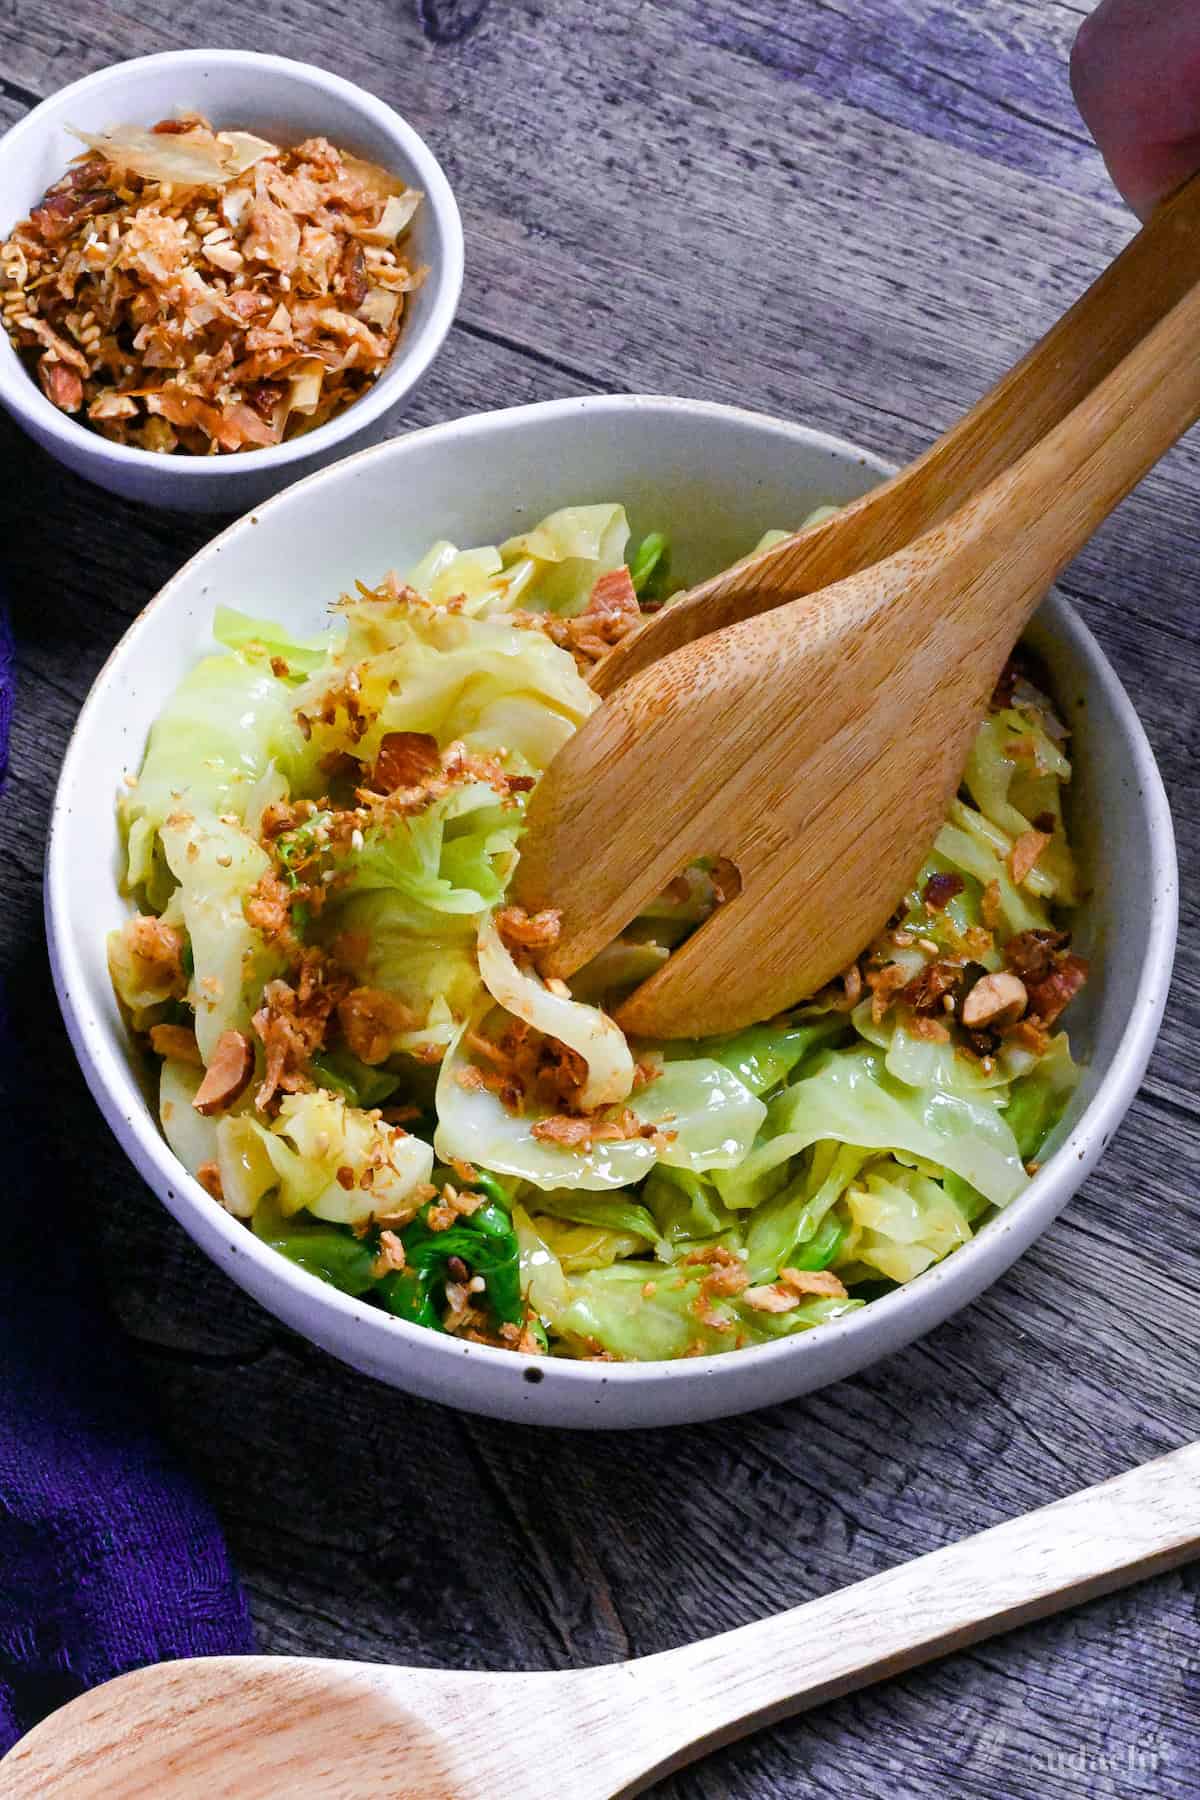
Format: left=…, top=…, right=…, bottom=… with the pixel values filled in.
left=5, top=1449, right=1195, bottom=1799
left=604, top=264, right=1200, bottom=1037
left=621, top=1442, right=1200, bottom=1795
left=526, top=254, right=1200, bottom=1034
left=594, top=170, right=1200, bottom=697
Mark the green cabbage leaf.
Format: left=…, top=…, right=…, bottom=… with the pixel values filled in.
left=121, top=652, right=315, bottom=901
left=516, top=1207, right=861, bottom=1359
left=713, top=1046, right=1028, bottom=1214
left=159, top=811, right=284, bottom=1060
left=434, top=1042, right=765, bottom=1191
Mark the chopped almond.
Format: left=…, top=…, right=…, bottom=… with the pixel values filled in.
left=586, top=566, right=640, bottom=619
left=192, top=1030, right=255, bottom=1115
left=962, top=971, right=1028, bottom=1030
left=372, top=731, right=440, bottom=793
left=743, top=1284, right=801, bottom=1314
left=149, top=1022, right=203, bottom=1066
left=779, top=1267, right=848, bottom=1299
left=1008, top=829, right=1051, bottom=887
left=38, top=358, right=83, bottom=412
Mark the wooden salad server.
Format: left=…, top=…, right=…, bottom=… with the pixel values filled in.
left=8, top=1442, right=1198, bottom=1798
left=514, top=177, right=1200, bottom=1038
left=593, top=168, right=1200, bottom=699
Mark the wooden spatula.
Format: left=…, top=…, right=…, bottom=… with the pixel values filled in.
left=8, top=1442, right=1197, bottom=1798
left=593, top=169, right=1200, bottom=700
left=514, top=187, right=1200, bottom=1038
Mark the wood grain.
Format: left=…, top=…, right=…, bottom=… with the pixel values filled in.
left=2, top=3, right=1200, bottom=1796
left=8, top=1443, right=1198, bottom=1797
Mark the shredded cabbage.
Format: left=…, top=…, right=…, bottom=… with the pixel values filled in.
left=72, top=121, right=277, bottom=186
left=476, top=913, right=634, bottom=1108
left=499, top=504, right=629, bottom=613
left=160, top=811, right=284, bottom=1061
left=114, top=502, right=1090, bottom=1363
left=120, top=651, right=318, bottom=903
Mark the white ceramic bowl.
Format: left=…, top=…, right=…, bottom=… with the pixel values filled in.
left=0, top=50, right=463, bottom=513
left=46, top=396, right=1177, bottom=1427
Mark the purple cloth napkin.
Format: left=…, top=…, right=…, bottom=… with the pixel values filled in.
left=0, top=589, right=255, bottom=1753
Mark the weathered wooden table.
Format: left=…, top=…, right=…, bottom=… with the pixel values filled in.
left=3, top=3, right=1198, bottom=1794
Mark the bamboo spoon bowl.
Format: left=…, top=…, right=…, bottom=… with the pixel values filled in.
left=8, top=1443, right=1198, bottom=1797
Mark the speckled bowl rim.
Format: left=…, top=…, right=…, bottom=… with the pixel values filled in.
left=0, top=48, right=464, bottom=479
left=45, top=395, right=1179, bottom=1422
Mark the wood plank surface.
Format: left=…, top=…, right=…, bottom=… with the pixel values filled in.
left=2, top=2, right=1199, bottom=1795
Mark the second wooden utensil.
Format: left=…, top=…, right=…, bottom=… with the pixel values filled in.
left=515, top=241, right=1200, bottom=1037
left=7, top=1441, right=1197, bottom=1798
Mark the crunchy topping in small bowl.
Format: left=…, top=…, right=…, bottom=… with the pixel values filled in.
left=0, top=114, right=426, bottom=455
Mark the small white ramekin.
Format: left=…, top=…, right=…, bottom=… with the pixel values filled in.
left=0, top=49, right=464, bottom=512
